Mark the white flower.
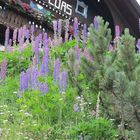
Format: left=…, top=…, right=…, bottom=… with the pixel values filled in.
left=3, top=120, right=8, bottom=123
left=19, top=110, right=23, bottom=112
left=76, top=96, right=81, bottom=100
left=24, top=112, right=32, bottom=117
left=0, top=112, right=4, bottom=115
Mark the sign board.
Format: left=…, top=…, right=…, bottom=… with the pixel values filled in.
left=48, top=0, right=72, bottom=16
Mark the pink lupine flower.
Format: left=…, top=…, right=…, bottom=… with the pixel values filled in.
left=115, top=25, right=120, bottom=37
left=109, top=44, right=114, bottom=52
left=136, top=39, right=140, bottom=52
left=84, top=48, right=94, bottom=62
left=75, top=46, right=81, bottom=60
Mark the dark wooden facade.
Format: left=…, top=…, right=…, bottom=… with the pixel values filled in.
left=0, top=0, right=139, bottom=44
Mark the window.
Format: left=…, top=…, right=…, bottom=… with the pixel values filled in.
left=75, top=0, right=88, bottom=18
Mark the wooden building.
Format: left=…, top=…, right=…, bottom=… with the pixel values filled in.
left=0, top=0, right=140, bottom=45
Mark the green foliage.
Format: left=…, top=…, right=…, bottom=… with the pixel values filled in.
left=0, top=45, right=33, bottom=76
left=0, top=17, right=122, bottom=139
left=82, top=16, right=112, bottom=93
left=50, top=39, right=81, bottom=66
left=82, top=16, right=140, bottom=139
left=70, top=118, right=117, bottom=140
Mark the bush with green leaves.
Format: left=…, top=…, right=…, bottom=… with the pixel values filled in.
left=0, top=45, right=33, bottom=76
left=70, top=118, right=118, bottom=140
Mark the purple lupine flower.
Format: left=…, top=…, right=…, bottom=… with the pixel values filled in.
left=25, top=29, right=30, bottom=40
left=22, top=25, right=27, bottom=39
left=136, top=39, right=140, bottom=52
left=82, top=24, right=87, bottom=47
left=30, top=24, right=35, bottom=41
left=75, top=46, right=81, bottom=60
left=5, top=27, right=10, bottom=47
left=39, top=83, right=48, bottom=94
left=26, top=67, right=32, bottom=88
left=34, top=36, right=40, bottom=64
left=73, top=17, right=79, bottom=39
left=58, top=19, right=62, bottom=38
left=18, top=28, right=23, bottom=43
left=115, top=25, right=120, bottom=37
left=0, top=59, right=7, bottom=80
left=53, top=20, right=58, bottom=38
left=40, top=47, right=49, bottom=75
left=19, top=37, right=24, bottom=51
left=68, top=48, right=73, bottom=67
left=20, top=71, right=25, bottom=92
left=30, top=66, right=38, bottom=89
left=9, top=39, right=12, bottom=47
left=59, top=70, right=67, bottom=93
left=13, top=28, right=18, bottom=43
left=31, top=24, right=35, bottom=35
left=65, top=19, right=69, bottom=42
left=53, top=59, right=60, bottom=83
left=20, top=71, right=28, bottom=92
left=43, top=32, right=48, bottom=45
left=38, top=33, right=43, bottom=43
left=109, top=44, right=113, bottom=52
left=93, top=16, right=99, bottom=31
left=43, top=32, right=48, bottom=40
left=32, top=41, right=35, bottom=52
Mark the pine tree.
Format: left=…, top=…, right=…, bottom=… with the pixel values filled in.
left=82, top=16, right=140, bottom=139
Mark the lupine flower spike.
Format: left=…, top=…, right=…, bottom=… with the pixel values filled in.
left=74, top=17, right=79, bottom=41
left=115, top=25, right=120, bottom=37
left=93, top=16, right=99, bottom=31
left=13, top=28, right=18, bottom=43
left=53, top=59, right=60, bottom=84
left=0, top=59, right=7, bottom=80
left=60, top=70, right=67, bottom=93
left=53, top=20, right=58, bottom=39
left=136, top=39, right=140, bottom=53
left=65, top=19, right=69, bottom=42
left=109, top=44, right=113, bottom=52
left=82, top=24, right=87, bottom=47
left=5, top=27, right=10, bottom=48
